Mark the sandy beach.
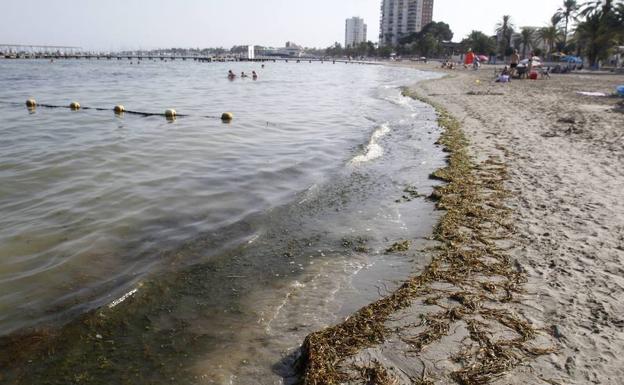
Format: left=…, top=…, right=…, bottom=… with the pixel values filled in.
left=301, top=65, right=624, bottom=384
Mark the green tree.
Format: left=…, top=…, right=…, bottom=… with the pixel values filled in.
left=422, top=21, right=454, bottom=42
left=580, top=0, right=616, bottom=18
left=461, top=31, right=496, bottom=54
left=538, top=17, right=563, bottom=57
left=495, top=15, right=515, bottom=59
left=519, top=27, right=537, bottom=57
left=612, top=1, right=624, bottom=39
left=571, top=0, right=624, bottom=67
left=377, top=45, right=394, bottom=58
left=399, top=21, right=454, bottom=57
left=573, top=9, right=619, bottom=66
left=325, top=42, right=344, bottom=58
left=554, top=0, right=580, bottom=47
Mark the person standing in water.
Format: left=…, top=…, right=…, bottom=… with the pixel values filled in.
left=252, top=71, right=258, bottom=80
left=228, top=70, right=236, bottom=80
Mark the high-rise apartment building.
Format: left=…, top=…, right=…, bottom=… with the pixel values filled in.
left=345, top=17, right=368, bottom=48
left=379, top=0, right=434, bottom=46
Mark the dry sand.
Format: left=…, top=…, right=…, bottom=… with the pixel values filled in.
left=327, top=65, right=624, bottom=384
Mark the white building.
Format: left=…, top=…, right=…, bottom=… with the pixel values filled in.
left=257, top=42, right=304, bottom=58
left=345, top=17, right=368, bottom=48
left=379, top=0, right=434, bottom=46
left=246, top=45, right=255, bottom=60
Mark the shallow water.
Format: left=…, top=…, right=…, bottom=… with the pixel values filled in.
left=0, top=59, right=443, bottom=383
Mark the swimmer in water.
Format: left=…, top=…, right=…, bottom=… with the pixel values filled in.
left=252, top=71, right=258, bottom=80
left=241, top=72, right=248, bottom=78
left=261, top=64, right=265, bottom=68
left=228, top=70, right=236, bottom=79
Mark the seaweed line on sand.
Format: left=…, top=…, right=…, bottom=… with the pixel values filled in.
left=297, top=87, right=555, bottom=385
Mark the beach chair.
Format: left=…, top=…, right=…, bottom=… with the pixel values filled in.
left=539, top=66, right=551, bottom=79
left=516, top=66, right=528, bottom=79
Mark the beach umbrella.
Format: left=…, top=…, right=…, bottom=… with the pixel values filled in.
left=477, top=55, right=489, bottom=62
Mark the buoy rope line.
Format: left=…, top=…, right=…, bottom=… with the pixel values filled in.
left=0, top=100, right=232, bottom=121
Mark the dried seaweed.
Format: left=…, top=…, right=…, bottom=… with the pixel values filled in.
left=385, top=241, right=411, bottom=253
left=356, top=361, right=399, bottom=385
left=299, top=89, right=553, bottom=385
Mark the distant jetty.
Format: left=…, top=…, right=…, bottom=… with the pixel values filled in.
left=0, top=53, right=381, bottom=65
left=0, top=44, right=381, bottom=64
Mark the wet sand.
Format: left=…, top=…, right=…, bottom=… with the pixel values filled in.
left=301, top=64, right=624, bottom=384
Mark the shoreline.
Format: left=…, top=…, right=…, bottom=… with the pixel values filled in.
left=300, top=65, right=624, bottom=384
left=0, top=64, right=447, bottom=384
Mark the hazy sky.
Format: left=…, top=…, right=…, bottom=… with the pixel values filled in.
left=1, top=0, right=565, bottom=50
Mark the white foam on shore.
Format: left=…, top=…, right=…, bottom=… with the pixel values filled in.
left=349, top=123, right=390, bottom=165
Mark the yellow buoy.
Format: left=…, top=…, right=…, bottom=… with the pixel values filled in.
left=69, top=102, right=81, bottom=110
left=164, top=109, right=176, bottom=118
left=114, top=105, right=125, bottom=114
left=475, top=79, right=481, bottom=84
left=221, top=112, right=233, bottom=122
left=26, top=99, right=37, bottom=108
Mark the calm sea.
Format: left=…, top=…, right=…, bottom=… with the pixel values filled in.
left=0, top=59, right=444, bottom=384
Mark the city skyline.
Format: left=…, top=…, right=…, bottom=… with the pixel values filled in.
left=1, top=0, right=566, bottom=50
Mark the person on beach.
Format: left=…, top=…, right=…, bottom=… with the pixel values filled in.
left=510, top=49, right=520, bottom=77
left=496, top=66, right=511, bottom=83
left=252, top=71, right=258, bottom=80
left=464, top=48, right=476, bottom=69
left=527, top=52, right=535, bottom=78
left=228, top=70, right=236, bottom=80
left=473, top=56, right=481, bottom=70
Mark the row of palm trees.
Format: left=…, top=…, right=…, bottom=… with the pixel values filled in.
left=493, top=0, right=623, bottom=66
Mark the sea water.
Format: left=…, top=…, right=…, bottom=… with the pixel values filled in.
left=0, top=59, right=444, bottom=384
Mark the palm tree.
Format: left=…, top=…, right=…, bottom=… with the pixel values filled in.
left=580, top=0, right=616, bottom=19
left=495, top=15, right=515, bottom=58
left=554, top=0, right=580, bottom=47
left=612, top=1, right=624, bottom=37
left=519, top=27, right=536, bottom=58
left=573, top=0, right=624, bottom=66
left=538, top=19, right=563, bottom=57
left=462, top=31, right=496, bottom=55
left=574, top=11, right=615, bottom=66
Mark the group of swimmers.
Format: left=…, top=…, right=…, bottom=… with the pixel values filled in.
left=228, top=64, right=264, bottom=80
